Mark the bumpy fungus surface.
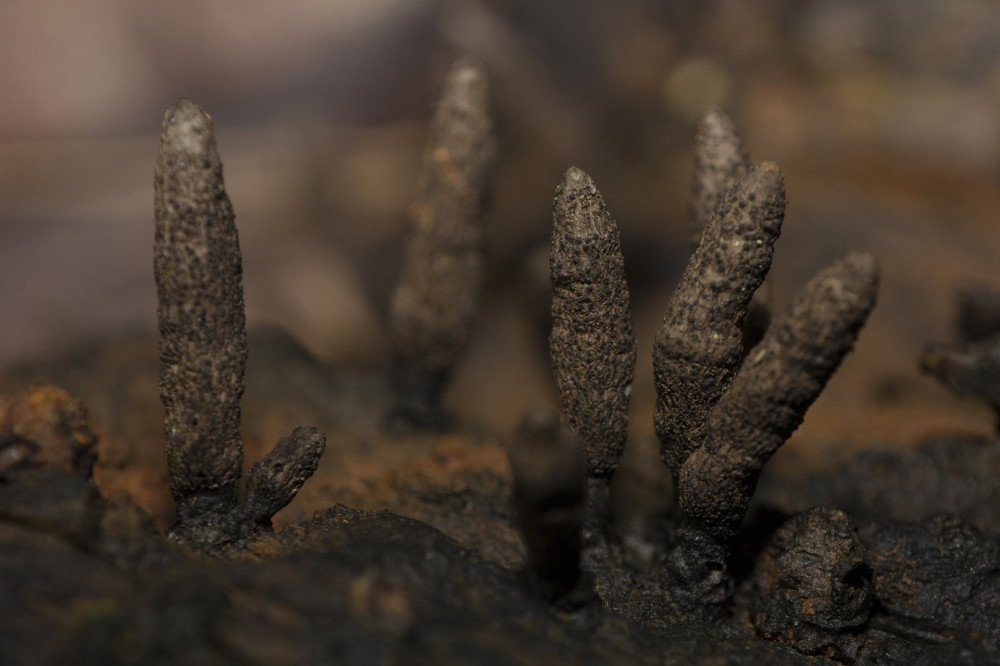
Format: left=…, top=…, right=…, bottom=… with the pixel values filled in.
left=389, top=58, right=496, bottom=428
left=549, top=167, right=636, bottom=482
left=655, top=120, right=879, bottom=541
left=154, top=99, right=325, bottom=548
left=654, top=162, right=786, bottom=476
left=6, top=63, right=1000, bottom=664
left=679, top=253, right=879, bottom=540
left=690, top=109, right=771, bottom=349
left=688, top=108, right=750, bottom=245
left=243, top=426, right=327, bottom=529
left=154, top=98, right=247, bottom=522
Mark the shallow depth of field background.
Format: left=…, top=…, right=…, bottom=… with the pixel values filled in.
left=2, top=0, right=999, bottom=489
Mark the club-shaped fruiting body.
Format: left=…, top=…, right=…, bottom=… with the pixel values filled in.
left=689, top=108, right=750, bottom=246
left=244, top=426, right=327, bottom=529
left=154, top=99, right=327, bottom=547
left=654, top=162, right=786, bottom=476
left=691, top=109, right=772, bottom=353
left=389, top=58, right=495, bottom=427
left=155, top=98, right=247, bottom=522
left=678, top=253, right=879, bottom=540
left=657, top=123, right=879, bottom=541
left=550, top=167, right=636, bottom=484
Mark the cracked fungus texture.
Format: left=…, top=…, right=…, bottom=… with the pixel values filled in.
left=655, top=163, right=786, bottom=475
left=680, top=253, right=879, bottom=539
left=154, top=98, right=246, bottom=517
left=550, top=166, right=636, bottom=478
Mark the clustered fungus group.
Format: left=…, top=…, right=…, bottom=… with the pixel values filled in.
left=536, top=104, right=879, bottom=625
left=150, top=57, right=881, bottom=626
left=5, top=57, right=999, bottom=664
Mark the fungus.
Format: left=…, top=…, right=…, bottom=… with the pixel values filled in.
left=243, top=426, right=327, bottom=530
left=655, top=147, right=878, bottom=542
left=388, top=58, right=496, bottom=428
left=154, top=99, right=326, bottom=548
left=690, top=108, right=770, bottom=350
left=688, top=108, right=750, bottom=246
left=654, top=162, right=786, bottom=476
left=508, top=408, right=590, bottom=607
left=549, top=167, right=636, bottom=528
left=155, top=98, right=246, bottom=523
left=921, top=284, right=1000, bottom=431
left=677, top=253, right=878, bottom=540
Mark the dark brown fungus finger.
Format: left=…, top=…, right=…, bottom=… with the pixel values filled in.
left=243, top=426, right=327, bottom=529
left=689, top=109, right=771, bottom=356
left=508, top=409, right=589, bottom=606
left=550, top=167, right=636, bottom=491
left=654, top=162, right=786, bottom=476
left=921, top=339, right=1000, bottom=425
left=389, top=58, right=495, bottom=428
left=154, top=98, right=247, bottom=523
left=680, top=252, right=879, bottom=540
left=921, top=284, right=1000, bottom=430
left=689, top=108, right=750, bottom=245
left=155, top=99, right=326, bottom=550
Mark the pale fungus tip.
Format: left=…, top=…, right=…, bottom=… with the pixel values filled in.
left=161, top=98, right=217, bottom=157
left=446, top=58, right=487, bottom=93
left=562, top=166, right=591, bottom=189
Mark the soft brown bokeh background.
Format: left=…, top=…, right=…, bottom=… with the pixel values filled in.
left=2, top=0, right=999, bottom=503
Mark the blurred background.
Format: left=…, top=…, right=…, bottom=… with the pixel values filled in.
left=2, top=0, right=1000, bottom=486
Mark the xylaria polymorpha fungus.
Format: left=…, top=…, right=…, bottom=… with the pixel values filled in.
left=154, top=99, right=327, bottom=548
left=657, top=139, right=879, bottom=542
left=678, top=252, right=879, bottom=540
left=549, top=166, right=636, bottom=527
left=654, top=162, right=786, bottom=477
left=689, top=108, right=750, bottom=246
left=155, top=98, right=247, bottom=525
left=389, top=59, right=496, bottom=429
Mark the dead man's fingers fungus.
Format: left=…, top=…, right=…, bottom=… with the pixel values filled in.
left=549, top=166, right=636, bottom=483
left=688, top=108, right=750, bottom=245
left=155, top=99, right=327, bottom=548
left=679, top=252, right=879, bottom=540
left=654, top=162, right=786, bottom=476
left=244, top=426, right=327, bottom=529
left=154, top=98, right=247, bottom=521
left=389, top=58, right=495, bottom=427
